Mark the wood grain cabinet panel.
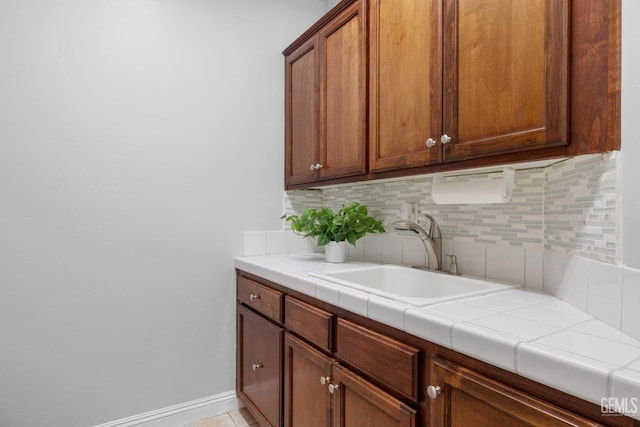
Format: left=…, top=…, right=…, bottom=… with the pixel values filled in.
left=442, top=0, right=570, bottom=161
left=285, top=37, right=319, bottom=187
left=332, top=363, right=417, bottom=427
left=237, top=275, right=283, bottom=322
left=284, top=332, right=416, bottom=427
left=368, top=0, right=443, bottom=172
left=285, top=296, right=334, bottom=352
left=284, top=333, right=333, bottom=427
left=429, top=356, right=601, bottom=427
left=284, top=0, right=366, bottom=188
left=335, top=318, right=420, bottom=402
left=237, top=305, right=283, bottom=427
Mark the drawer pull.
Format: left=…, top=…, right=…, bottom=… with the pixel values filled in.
left=249, top=294, right=260, bottom=301
left=320, top=375, right=331, bottom=386
left=327, top=383, right=339, bottom=394
left=252, top=362, right=263, bottom=371
left=427, top=385, right=441, bottom=399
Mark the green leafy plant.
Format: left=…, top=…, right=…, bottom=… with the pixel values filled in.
left=285, top=202, right=385, bottom=247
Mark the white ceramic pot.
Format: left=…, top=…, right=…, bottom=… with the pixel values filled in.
left=325, top=241, right=347, bottom=263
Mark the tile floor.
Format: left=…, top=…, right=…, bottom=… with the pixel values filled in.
left=188, top=408, right=257, bottom=427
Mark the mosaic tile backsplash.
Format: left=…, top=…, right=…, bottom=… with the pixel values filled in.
left=284, top=152, right=620, bottom=265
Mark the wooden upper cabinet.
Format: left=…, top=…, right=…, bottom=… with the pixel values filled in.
left=285, top=37, right=319, bottom=187
left=369, top=0, right=571, bottom=171
left=429, top=356, right=600, bottom=427
left=318, top=1, right=367, bottom=181
left=285, top=0, right=619, bottom=187
left=369, top=0, right=443, bottom=172
left=442, top=0, right=570, bottom=162
left=284, top=0, right=366, bottom=188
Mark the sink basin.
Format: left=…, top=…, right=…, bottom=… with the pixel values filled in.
left=310, top=265, right=515, bottom=305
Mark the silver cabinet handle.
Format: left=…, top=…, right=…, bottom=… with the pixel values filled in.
left=310, top=164, right=316, bottom=171
left=249, top=294, right=260, bottom=301
left=309, top=163, right=323, bottom=171
left=425, top=138, right=436, bottom=148
left=440, top=134, right=451, bottom=144
left=252, top=362, right=263, bottom=371
left=427, top=385, right=441, bottom=399
left=328, top=383, right=339, bottom=394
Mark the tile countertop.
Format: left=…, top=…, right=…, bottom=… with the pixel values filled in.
left=234, top=253, right=640, bottom=420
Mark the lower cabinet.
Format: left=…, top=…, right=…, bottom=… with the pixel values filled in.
left=284, top=333, right=332, bottom=427
left=284, top=333, right=416, bottom=427
left=236, top=271, right=633, bottom=427
left=428, top=356, right=599, bottom=427
left=237, top=305, right=283, bottom=427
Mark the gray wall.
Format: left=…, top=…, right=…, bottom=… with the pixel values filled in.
left=622, top=1, right=640, bottom=269
left=0, top=1, right=325, bottom=426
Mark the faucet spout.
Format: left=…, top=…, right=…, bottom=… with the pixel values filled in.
left=392, top=215, right=442, bottom=271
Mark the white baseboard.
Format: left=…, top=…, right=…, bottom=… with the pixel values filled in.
left=93, top=390, right=241, bottom=427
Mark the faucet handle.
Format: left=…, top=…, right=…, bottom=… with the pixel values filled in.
left=447, top=254, right=461, bottom=276
left=423, top=214, right=441, bottom=239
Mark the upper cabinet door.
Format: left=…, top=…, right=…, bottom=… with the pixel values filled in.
left=285, top=37, right=319, bottom=187
left=369, top=0, right=443, bottom=172
left=442, top=0, right=570, bottom=162
left=318, top=1, right=367, bottom=181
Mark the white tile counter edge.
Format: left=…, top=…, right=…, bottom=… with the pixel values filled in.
left=234, top=254, right=640, bottom=421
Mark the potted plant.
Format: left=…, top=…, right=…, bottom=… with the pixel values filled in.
left=285, top=202, right=385, bottom=263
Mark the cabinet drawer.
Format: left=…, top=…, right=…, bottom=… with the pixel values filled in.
left=237, top=275, right=283, bottom=322
left=285, top=296, right=334, bottom=352
left=335, top=318, right=420, bottom=401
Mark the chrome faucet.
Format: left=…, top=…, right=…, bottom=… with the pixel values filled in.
left=393, top=214, right=442, bottom=271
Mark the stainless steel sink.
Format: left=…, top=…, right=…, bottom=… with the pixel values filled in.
left=310, top=264, right=515, bottom=305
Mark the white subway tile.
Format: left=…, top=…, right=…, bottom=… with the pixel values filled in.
left=243, top=231, right=266, bottom=256
left=266, top=231, right=287, bottom=255
left=543, top=249, right=563, bottom=296
left=622, top=267, right=640, bottom=341
left=453, top=239, right=486, bottom=278
left=363, top=235, right=383, bottom=263
left=524, top=247, right=544, bottom=289
left=402, top=238, right=426, bottom=267
left=347, top=238, right=365, bottom=260
left=587, top=260, right=622, bottom=329
left=287, top=231, right=311, bottom=254
left=486, top=245, right=524, bottom=285
left=381, top=236, right=403, bottom=265
left=442, top=239, right=454, bottom=272
left=562, top=254, right=588, bottom=311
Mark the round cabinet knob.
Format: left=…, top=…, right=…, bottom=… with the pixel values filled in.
left=252, top=362, right=263, bottom=371
left=320, top=376, right=330, bottom=386
left=427, top=385, right=442, bottom=399
left=249, top=294, right=260, bottom=301
left=327, top=384, right=339, bottom=394
left=316, top=163, right=323, bottom=170
left=425, top=138, right=436, bottom=148
left=310, top=164, right=316, bottom=171
left=440, top=134, right=451, bottom=144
